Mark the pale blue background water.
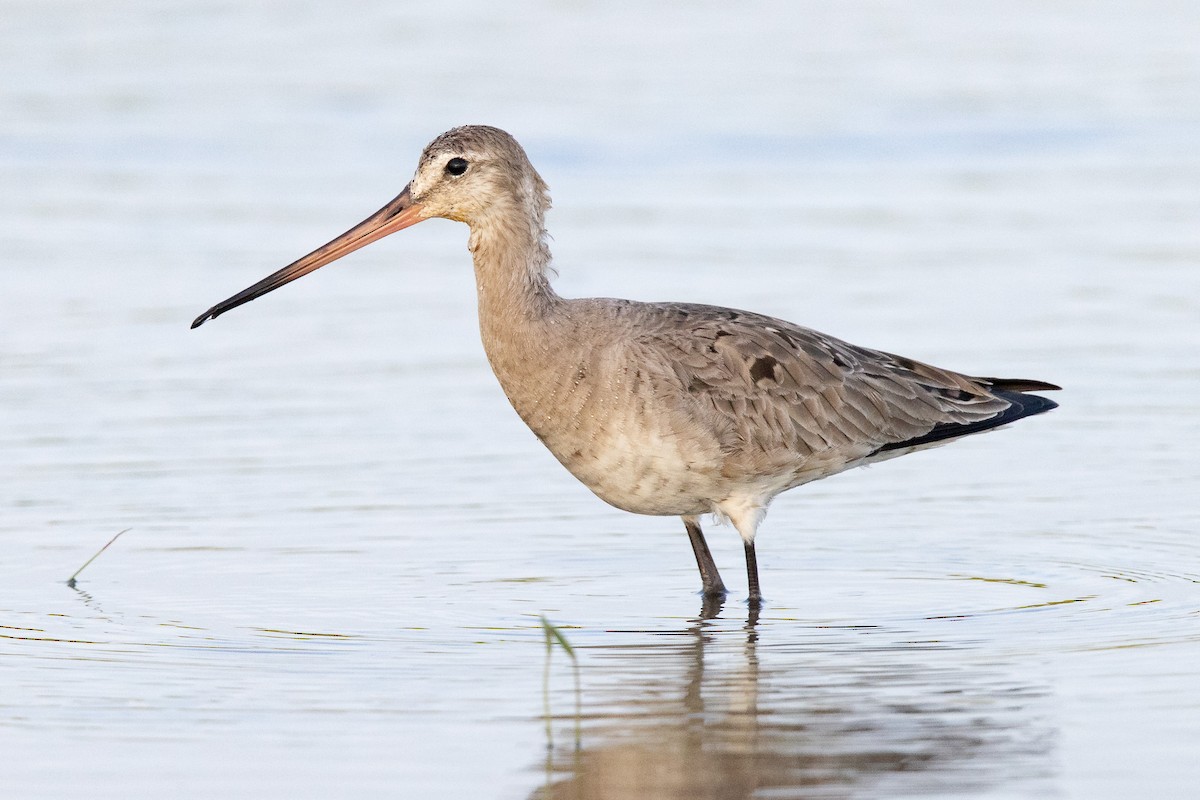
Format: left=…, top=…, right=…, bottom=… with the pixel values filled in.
left=2, top=2, right=1198, bottom=798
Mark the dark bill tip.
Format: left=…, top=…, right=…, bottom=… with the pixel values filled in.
left=191, top=309, right=217, bottom=329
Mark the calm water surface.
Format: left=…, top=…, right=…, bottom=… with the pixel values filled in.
left=2, top=2, right=1199, bottom=798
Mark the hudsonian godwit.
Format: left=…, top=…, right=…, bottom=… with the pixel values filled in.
left=193, top=125, right=1059, bottom=605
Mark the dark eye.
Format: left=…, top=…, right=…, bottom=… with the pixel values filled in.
left=445, top=157, right=468, bottom=176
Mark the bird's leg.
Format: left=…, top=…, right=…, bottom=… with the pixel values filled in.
left=683, top=517, right=727, bottom=597
left=744, top=540, right=762, bottom=606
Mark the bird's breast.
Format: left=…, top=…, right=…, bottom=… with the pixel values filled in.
left=491, top=348, right=725, bottom=517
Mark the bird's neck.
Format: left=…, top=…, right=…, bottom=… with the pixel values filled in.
left=467, top=208, right=565, bottom=378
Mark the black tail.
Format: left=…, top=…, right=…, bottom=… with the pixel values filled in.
left=877, top=380, right=1059, bottom=453
left=983, top=377, right=1062, bottom=393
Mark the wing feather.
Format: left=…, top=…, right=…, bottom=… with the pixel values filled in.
left=628, top=302, right=1052, bottom=481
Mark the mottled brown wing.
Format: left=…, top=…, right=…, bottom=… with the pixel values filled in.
left=633, top=303, right=1014, bottom=461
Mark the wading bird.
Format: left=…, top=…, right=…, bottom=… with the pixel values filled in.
left=193, top=125, right=1058, bottom=605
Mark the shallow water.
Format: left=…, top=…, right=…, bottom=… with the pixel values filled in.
left=3, top=2, right=1199, bottom=798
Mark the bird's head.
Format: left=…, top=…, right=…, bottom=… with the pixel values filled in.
left=191, top=125, right=546, bottom=328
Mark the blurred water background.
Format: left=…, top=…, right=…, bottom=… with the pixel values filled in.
left=2, top=2, right=1198, bottom=797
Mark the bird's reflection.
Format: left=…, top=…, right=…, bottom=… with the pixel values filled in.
left=533, top=599, right=1052, bottom=799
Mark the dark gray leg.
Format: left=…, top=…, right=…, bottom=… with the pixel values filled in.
left=744, top=540, right=762, bottom=605
left=683, top=517, right=727, bottom=597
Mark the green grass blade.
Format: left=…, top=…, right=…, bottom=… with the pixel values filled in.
left=540, top=615, right=577, bottom=661
left=66, top=529, right=130, bottom=588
